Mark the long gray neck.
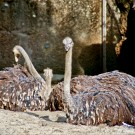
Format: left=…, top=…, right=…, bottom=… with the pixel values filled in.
left=15, top=46, right=45, bottom=84
left=43, top=68, right=53, bottom=101
left=63, top=45, right=75, bottom=112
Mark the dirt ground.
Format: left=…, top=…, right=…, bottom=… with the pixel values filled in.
left=0, top=109, right=135, bottom=135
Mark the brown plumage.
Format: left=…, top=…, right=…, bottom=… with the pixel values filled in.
left=48, top=71, right=135, bottom=112
left=66, top=71, right=135, bottom=126
left=48, top=37, right=135, bottom=126
left=0, top=65, right=45, bottom=111
left=0, top=46, right=53, bottom=111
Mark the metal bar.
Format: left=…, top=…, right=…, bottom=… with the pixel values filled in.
left=102, top=0, right=107, bottom=72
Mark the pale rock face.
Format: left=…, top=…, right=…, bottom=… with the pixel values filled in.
left=0, top=0, right=118, bottom=75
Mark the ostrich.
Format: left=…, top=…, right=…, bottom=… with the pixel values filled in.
left=48, top=37, right=135, bottom=126
left=0, top=45, right=53, bottom=111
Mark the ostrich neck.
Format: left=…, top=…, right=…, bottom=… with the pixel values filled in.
left=64, top=47, right=75, bottom=111
left=45, top=77, right=52, bottom=100
left=44, top=68, right=53, bottom=101
left=46, top=76, right=52, bottom=94
left=18, top=47, right=45, bottom=83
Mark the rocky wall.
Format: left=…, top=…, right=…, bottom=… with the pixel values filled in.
left=0, top=0, right=118, bottom=75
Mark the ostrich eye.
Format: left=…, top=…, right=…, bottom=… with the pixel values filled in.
left=16, top=54, right=20, bottom=58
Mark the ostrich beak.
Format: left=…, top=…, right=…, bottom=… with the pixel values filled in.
left=14, top=53, right=21, bottom=63
left=15, top=55, right=19, bottom=62
left=13, top=47, right=21, bottom=63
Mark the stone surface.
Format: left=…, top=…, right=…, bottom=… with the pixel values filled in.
left=0, top=0, right=119, bottom=75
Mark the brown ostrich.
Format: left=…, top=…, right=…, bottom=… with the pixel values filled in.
left=0, top=45, right=53, bottom=111
left=48, top=37, right=135, bottom=126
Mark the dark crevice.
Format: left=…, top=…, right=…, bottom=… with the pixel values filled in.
left=118, top=7, right=135, bottom=76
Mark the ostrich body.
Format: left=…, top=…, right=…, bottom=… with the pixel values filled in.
left=48, top=37, right=135, bottom=126
left=0, top=46, right=53, bottom=111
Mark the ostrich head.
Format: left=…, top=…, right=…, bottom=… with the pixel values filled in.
left=44, top=68, right=53, bottom=80
left=63, top=37, right=74, bottom=51
left=13, top=45, right=21, bottom=63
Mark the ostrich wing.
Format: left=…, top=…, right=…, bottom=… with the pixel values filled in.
left=48, top=71, right=135, bottom=117
left=0, top=64, right=45, bottom=111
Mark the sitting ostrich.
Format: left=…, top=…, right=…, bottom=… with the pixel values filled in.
left=0, top=45, right=53, bottom=111
left=48, top=37, right=135, bottom=126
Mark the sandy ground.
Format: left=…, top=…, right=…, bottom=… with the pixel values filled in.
left=0, top=109, right=135, bottom=135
